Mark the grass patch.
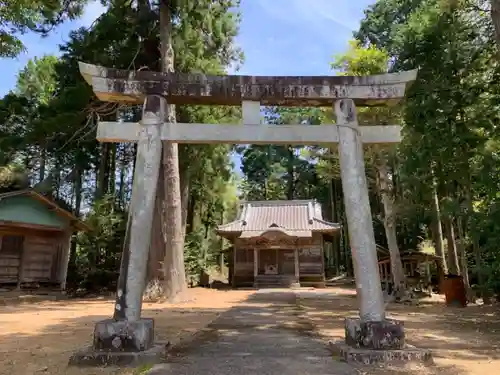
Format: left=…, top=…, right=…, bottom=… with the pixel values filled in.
left=133, top=364, right=153, bottom=375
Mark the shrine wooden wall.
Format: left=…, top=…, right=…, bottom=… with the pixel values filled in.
left=231, top=233, right=326, bottom=287
left=233, top=248, right=254, bottom=287
left=0, top=227, right=70, bottom=287
left=297, top=233, right=324, bottom=286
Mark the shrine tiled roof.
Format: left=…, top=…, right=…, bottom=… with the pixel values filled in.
left=217, top=200, right=340, bottom=238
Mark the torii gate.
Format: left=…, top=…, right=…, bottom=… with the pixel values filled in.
left=71, top=63, right=430, bottom=366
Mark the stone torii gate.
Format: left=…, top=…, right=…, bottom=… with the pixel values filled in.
left=71, top=63, right=430, bottom=366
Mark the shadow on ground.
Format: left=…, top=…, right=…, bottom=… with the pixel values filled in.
left=0, top=288, right=252, bottom=375
left=167, top=290, right=325, bottom=356
left=151, top=290, right=358, bottom=375
left=2, top=286, right=498, bottom=375
left=296, top=287, right=500, bottom=375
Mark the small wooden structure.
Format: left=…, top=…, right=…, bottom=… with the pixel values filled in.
left=0, top=190, right=89, bottom=290
left=378, top=250, right=440, bottom=292
left=217, top=200, right=341, bottom=288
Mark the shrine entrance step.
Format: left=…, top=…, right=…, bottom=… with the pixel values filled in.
left=254, top=275, right=298, bottom=288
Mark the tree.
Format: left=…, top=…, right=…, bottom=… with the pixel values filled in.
left=156, top=0, right=187, bottom=302
left=0, top=0, right=242, bottom=296
left=15, top=55, right=59, bottom=183
left=16, top=55, right=59, bottom=104
left=355, top=0, right=500, bottom=299
left=484, top=0, right=500, bottom=53
left=0, top=0, right=89, bottom=57
left=239, top=107, right=325, bottom=202
left=139, top=0, right=243, bottom=301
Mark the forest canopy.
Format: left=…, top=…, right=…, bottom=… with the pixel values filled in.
left=1, top=0, right=500, bottom=300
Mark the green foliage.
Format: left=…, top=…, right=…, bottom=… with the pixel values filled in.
left=184, top=229, right=209, bottom=283
left=0, top=0, right=243, bottom=291
left=7, top=0, right=500, bottom=297
left=0, top=0, right=88, bottom=57
left=239, top=107, right=326, bottom=201
left=354, top=0, right=500, bottom=293
left=0, top=163, right=29, bottom=192
left=133, top=364, right=153, bottom=375
left=16, top=55, right=59, bottom=105
left=71, top=196, right=125, bottom=290
left=332, top=40, right=390, bottom=75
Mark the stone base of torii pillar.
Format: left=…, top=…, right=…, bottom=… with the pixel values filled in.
left=328, top=99, right=432, bottom=366
left=69, top=96, right=166, bottom=367
left=69, top=319, right=164, bottom=367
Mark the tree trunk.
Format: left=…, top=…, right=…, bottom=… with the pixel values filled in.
left=53, top=161, right=61, bottom=199
left=335, top=179, right=345, bottom=274
left=430, top=179, right=447, bottom=288
left=96, top=143, right=110, bottom=200
left=491, top=0, right=500, bottom=53
left=68, top=166, right=83, bottom=285
left=443, top=216, right=460, bottom=275
left=464, top=172, right=483, bottom=294
left=286, top=146, right=294, bottom=200
left=328, top=178, right=335, bottom=272
left=456, top=216, right=473, bottom=302
left=186, top=193, right=197, bottom=236
left=430, top=220, right=446, bottom=289
left=39, top=146, right=46, bottom=183
left=147, top=162, right=166, bottom=287
left=158, top=0, right=187, bottom=302
left=118, top=145, right=128, bottom=209
left=329, top=178, right=342, bottom=275
left=376, top=155, right=406, bottom=296
left=109, top=144, right=116, bottom=196
left=180, top=167, right=190, bottom=240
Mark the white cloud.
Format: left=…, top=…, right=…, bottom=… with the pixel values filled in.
left=255, top=0, right=373, bottom=34
left=79, top=0, right=107, bottom=28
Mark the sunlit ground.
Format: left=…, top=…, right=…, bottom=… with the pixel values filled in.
left=1, top=286, right=499, bottom=375
left=0, top=288, right=254, bottom=375
left=297, top=287, right=500, bottom=375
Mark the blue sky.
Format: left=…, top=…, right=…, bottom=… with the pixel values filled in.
left=0, top=0, right=375, bottom=95
left=0, top=0, right=375, bottom=174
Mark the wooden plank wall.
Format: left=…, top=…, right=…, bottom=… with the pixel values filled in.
left=234, top=248, right=254, bottom=275
left=298, top=233, right=323, bottom=276
left=233, top=248, right=254, bottom=287
left=0, top=235, right=23, bottom=283
left=0, top=231, right=65, bottom=285
left=0, top=253, right=20, bottom=283
left=21, top=235, right=61, bottom=283
left=233, top=235, right=325, bottom=277
left=298, top=248, right=323, bottom=275
left=277, top=249, right=295, bottom=274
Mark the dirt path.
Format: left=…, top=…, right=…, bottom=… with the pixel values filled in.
left=149, top=289, right=357, bottom=375
left=297, top=287, right=500, bottom=375
left=0, top=288, right=254, bottom=375
left=3, top=286, right=499, bottom=375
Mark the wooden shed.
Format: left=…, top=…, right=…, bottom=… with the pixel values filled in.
left=217, top=200, right=341, bottom=288
left=0, top=190, right=89, bottom=290
left=378, top=250, right=441, bottom=293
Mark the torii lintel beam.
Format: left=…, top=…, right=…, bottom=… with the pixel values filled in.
left=78, top=62, right=418, bottom=107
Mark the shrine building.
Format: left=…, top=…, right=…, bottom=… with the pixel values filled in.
left=217, top=200, right=340, bottom=288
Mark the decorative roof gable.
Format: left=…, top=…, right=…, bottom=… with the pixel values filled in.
left=217, top=200, right=340, bottom=239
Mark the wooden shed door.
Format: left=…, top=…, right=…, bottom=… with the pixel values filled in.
left=22, top=236, right=56, bottom=282
left=0, top=235, right=24, bottom=283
